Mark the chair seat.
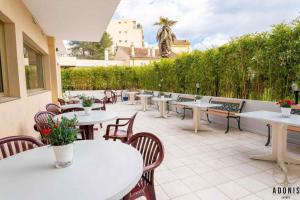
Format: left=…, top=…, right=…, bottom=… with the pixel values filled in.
left=128, top=177, right=148, bottom=198
left=107, top=129, right=127, bottom=138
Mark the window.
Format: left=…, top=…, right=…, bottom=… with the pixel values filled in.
left=124, top=31, right=127, bottom=34
left=125, top=40, right=127, bottom=43
left=119, top=40, right=122, bottom=43
left=0, top=21, right=7, bottom=96
left=118, top=31, right=121, bottom=34
left=24, top=44, right=44, bottom=91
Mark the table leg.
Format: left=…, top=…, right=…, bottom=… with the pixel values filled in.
left=193, top=108, right=200, bottom=133
left=129, top=94, right=135, bottom=105
left=80, top=125, right=94, bottom=140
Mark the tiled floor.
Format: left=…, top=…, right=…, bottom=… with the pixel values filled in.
left=100, top=102, right=300, bottom=200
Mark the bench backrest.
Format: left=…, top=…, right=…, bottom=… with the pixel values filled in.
left=177, top=95, right=195, bottom=102
left=291, top=105, right=300, bottom=115
left=209, top=98, right=245, bottom=113
left=143, top=90, right=154, bottom=95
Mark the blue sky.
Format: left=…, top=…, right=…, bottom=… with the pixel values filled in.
left=113, top=0, right=300, bottom=50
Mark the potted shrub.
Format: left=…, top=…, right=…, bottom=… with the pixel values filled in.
left=78, top=94, right=86, bottom=104
left=82, top=97, right=93, bottom=115
left=41, top=117, right=78, bottom=168
left=277, top=99, right=295, bottom=117
left=195, top=95, right=202, bottom=103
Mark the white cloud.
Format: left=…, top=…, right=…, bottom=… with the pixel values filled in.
left=114, top=0, right=300, bottom=50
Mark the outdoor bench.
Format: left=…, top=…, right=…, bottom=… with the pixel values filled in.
left=206, top=97, right=246, bottom=133
left=265, top=105, right=300, bottom=146
left=175, top=95, right=196, bottom=119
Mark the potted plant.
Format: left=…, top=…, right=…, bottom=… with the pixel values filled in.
left=78, top=94, right=86, bottom=104
left=41, top=117, right=78, bottom=168
left=195, top=95, right=202, bottom=103
left=277, top=99, right=295, bottom=117
left=82, top=97, right=93, bottom=115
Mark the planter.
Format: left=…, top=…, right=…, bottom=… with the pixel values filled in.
left=53, top=143, right=74, bottom=168
left=84, top=107, right=92, bottom=115
left=281, top=107, right=292, bottom=118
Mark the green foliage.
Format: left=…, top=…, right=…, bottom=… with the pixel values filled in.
left=69, top=32, right=113, bottom=60
left=47, top=117, right=78, bottom=146
left=62, top=20, right=300, bottom=101
left=82, top=97, right=93, bottom=107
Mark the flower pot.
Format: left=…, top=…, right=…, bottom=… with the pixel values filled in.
left=84, top=107, right=92, bottom=115
left=53, top=143, right=74, bottom=168
left=281, top=107, right=291, bottom=118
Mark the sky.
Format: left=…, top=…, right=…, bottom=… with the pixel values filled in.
left=113, top=0, right=300, bottom=50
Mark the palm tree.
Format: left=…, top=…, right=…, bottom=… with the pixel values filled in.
left=154, top=17, right=177, bottom=58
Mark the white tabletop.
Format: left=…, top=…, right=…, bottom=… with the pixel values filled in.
left=136, top=94, right=152, bottom=98
left=61, top=103, right=103, bottom=110
left=54, top=111, right=117, bottom=126
left=238, top=111, right=300, bottom=127
left=0, top=140, right=143, bottom=200
left=177, top=101, right=221, bottom=108
left=126, top=91, right=139, bottom=94
left=152, top=97, right=173, bottom=102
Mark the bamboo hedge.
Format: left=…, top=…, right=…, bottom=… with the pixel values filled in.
left=62, top=20, right=300, bottom=101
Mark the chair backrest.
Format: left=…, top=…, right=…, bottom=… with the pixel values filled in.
left=57, top=98, right=66, bottom=105
left=46, top=103, right=61, bottom=115
left=127, top=132, right=164, bottom=185
left=93, top=98, right=106, bottom=111
left=34, top=111, right=55, bottom=131
left=127, top=112, right=138, bottom=138
left=0, top=136, right=44, bottom=159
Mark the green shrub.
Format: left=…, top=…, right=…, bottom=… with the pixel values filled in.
left=61, top=19, right=300, bottom=101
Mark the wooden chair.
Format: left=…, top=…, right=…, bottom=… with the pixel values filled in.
left=104, top=90, right=116, bottom=104
left=104, top=112, right=137, bottom=142
left=124, top=132, right=164, bottom=200
left=0, top=135, right=44, bottom=160
left=34, top=111, right=56, bottom=144
left=57, top=98, right=66, bottom=105
left=114, top=90, right=123, bottom=103
left=46, top=103, right=61, bottom=115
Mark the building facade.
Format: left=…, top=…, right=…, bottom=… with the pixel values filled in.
left=0, top=0, right=119, bottom=138
left=106, top=19, right=144, bottom=51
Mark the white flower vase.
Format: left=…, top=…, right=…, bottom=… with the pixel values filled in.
left=53, top=143, right=74, bottom=168
left=281, top=107, right=291, bottom=118
left=84, top=107, right=92, bottom=115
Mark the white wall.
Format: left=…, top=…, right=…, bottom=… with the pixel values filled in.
left=59, top=56, right=127, bottom=67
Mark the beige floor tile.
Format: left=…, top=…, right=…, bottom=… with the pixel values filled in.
left=181, top=175, right=211, bottom=191
left=171, top=166, right=197, bottom=179
left=172, top=193, right=200, bottom=200
left=196, top=187, right=231, bottom=200
left=160, top=180, right=191, bottom=198
left=217, top=181, right=250, bottom=199
left=235, top=177, right=268, bottom=193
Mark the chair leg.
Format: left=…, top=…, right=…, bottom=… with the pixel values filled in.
left=145, top=185, right=156, bottom=200
left=237, top=117, right=242, bottom=131
left=265, top=124, right=271, bottom=146
left=206, top=113, right=211, bottom=123
left=182, top=108, right=185, bottom=120
left=225, top=116, right=230, bottom=134
left=100, top=123, right=103, bottom=128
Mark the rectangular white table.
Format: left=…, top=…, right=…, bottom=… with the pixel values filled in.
left=152, top=97, right=173, bottom=118
left=126, top=92, right=139, bottom=105
left=177, top=101, right=221, bottom=133
left=238, top=111, right=300, bottom=171
left=136, top=94, right=152, bottom=111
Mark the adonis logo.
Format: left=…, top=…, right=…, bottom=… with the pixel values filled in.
left=272, top=162, right=300, bottom=199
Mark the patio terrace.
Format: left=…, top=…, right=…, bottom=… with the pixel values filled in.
left=97, top=101, right=300, bottom=200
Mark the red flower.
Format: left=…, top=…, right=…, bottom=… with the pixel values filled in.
left=54, top=124, right=58, bottom=128
left=41, top=128, right=51, bottom=135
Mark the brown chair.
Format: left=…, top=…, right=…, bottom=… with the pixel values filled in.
left=104, top=112, right=137, bottom=142
left=34, top=111, right=56, bottom=144
left=46, top=103, right=61, bottom=115
left=0, top=135, right=44, bottom=159
left=114, top=90, right=123, bottom=102
left=124, top=132, right=164, bottom=200
left=104, top=90, right=116, bottom=104
left=92, top=98, right=106, bottom=111
left=58, top=98, right=66, bottom=105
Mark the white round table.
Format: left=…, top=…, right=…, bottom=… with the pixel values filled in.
left=61, top=103, right=104, bottom=110
left=54, top=111, right=117, bottom=139
left=0, top=140, right=143, bottom=200
left=152, top=97, right=173, bottom=118
left=126, top=92, right=139, bottom=105
left=136, top=94, right=153, bottom=112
